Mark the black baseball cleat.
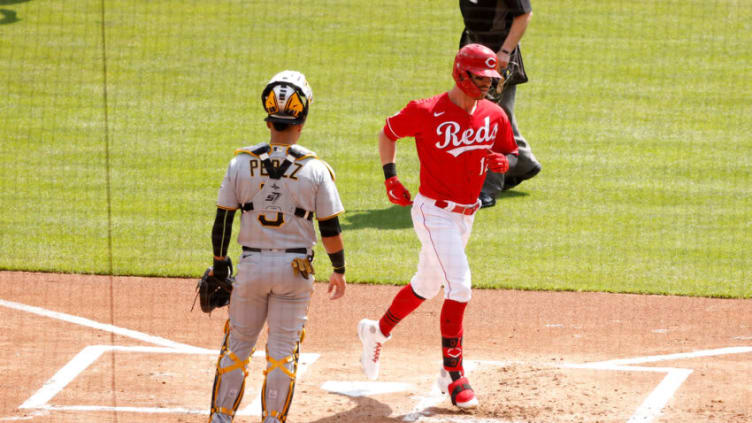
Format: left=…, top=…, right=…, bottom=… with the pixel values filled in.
left=479, top=192, right=496, bottom=208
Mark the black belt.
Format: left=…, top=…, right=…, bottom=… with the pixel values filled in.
left=242, top=246, right=308, bottom=254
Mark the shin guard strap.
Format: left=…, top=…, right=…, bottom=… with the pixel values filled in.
left=261, top=343, right=301, bottom=423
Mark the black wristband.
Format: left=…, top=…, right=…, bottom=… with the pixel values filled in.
left=213, top=257, right=233, bottom=279
left=383, top=163, right=397, bottom=180
left=327, top=250, right=345, bottom=274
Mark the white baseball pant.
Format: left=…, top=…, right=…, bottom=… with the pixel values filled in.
left=409, top=193, right=476, bottom=303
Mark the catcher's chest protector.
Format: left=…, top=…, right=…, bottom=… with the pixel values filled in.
left=234, top=144, right=320, bottom=249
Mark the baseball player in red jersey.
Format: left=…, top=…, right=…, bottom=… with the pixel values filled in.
left=357, top=44, right=518, bottom=409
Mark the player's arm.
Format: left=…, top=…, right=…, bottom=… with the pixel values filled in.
left=498, top=3, right=532, bottom=66
left=379, top=129, right=397, bottom=165
left=211, top=207, right=236, bottom=278
left=318, top=216, right=346, bottom=300
left=379, top=129, right=412, bottom=206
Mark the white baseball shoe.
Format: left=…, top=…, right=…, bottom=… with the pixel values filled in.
left=357, top=318, right=391, bottom=380
left=436, top=367, right=479, bottom=409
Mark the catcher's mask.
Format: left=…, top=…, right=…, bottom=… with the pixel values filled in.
left=452, top=43, right=503, bottom=100
left=261, top=70, right=313, bottom=125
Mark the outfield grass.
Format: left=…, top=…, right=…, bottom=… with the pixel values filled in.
left=1, top=0, right=750, bottom=297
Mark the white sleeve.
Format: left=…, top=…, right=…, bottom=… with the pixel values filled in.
left=216, top=157, right=240, bottom=209
left=314, top=160, right=344, bottom=220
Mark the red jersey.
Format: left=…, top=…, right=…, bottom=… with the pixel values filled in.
left=383, top=92, right=518, bottom=204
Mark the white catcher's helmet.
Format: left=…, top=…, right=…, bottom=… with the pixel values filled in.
left=261, top=70, right=313, bottom=125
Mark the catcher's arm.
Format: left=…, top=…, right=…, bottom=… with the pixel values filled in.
left=191, top=207, right=237, bottom=314
left=211, top=207, right=236, bottom=278
left=318, top=216, right=346, bottom=300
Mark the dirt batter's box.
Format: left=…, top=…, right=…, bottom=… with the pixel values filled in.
left=18, top=344, right=320, bottom=417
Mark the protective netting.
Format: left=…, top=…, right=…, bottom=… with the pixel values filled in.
left=1, top=0, right=750, bottom=296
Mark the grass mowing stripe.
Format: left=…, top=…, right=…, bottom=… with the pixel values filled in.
left=0, top=0, right=749, bottom=298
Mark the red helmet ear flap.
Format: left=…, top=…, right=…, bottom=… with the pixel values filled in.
left=453, top=67, right=482, bottom=99
left=452, top=44, right=503, bottom=99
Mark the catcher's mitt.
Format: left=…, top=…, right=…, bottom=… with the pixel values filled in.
left=192, top=267, right=234, bottom=313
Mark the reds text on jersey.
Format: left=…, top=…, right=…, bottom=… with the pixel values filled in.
left=383, top=92, right=517, bottom=204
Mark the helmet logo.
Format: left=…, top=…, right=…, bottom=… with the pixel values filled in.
left=262, top=70, right=312, bottom=124
left=485, top=57, right=497, bottom=69
left=285, top=92, right=305, bottom=118
left=264, top=91, right=279, bottom=114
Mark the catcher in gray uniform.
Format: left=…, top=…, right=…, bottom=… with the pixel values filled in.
left=205, top=70, right=346, bottom=423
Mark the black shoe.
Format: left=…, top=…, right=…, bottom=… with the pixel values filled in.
left=479, top=192, right=496, bottom=208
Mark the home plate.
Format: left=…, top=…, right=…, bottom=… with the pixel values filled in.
left=321, top=381, right=414, bottom=397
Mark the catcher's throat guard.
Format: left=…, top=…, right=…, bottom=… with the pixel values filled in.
left=193, top=267, right=234, bottom=314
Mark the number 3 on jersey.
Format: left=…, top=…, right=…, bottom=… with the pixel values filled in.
left=259, top=212, right=285, bottom=227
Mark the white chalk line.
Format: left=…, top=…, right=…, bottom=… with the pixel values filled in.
left=401, top=360, right=506, bottom=423
left=4, top=298, right=752, bottom=422
left=0, top=299, right=208, bottom=353
left=0, top=298, right=318, bottom=417
left=564, top=346, right=752, bottom=423
left=319, top=359, right=514, bottom=423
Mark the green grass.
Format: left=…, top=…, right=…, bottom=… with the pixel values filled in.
left=1, top=0, right=750, bottom=298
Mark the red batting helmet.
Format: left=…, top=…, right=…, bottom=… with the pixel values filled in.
left=452, top=44, right=503, bottom=99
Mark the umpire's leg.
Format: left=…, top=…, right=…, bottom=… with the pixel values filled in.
left=481, top=83, right=541, bottom=197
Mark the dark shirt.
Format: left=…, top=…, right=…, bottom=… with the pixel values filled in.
left=459, top=0, right=532, bottom=49
left=459, top=0, right=532, bottom=85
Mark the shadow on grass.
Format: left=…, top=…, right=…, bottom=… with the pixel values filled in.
left=0, top=9, right=18, bottom=24
left=343, top=190, right=530, bottom=230
left=497, top=189, right=530, bottom=200
left=0, top=0, right=29, bottom=25
left=342, top=206, right=413, bottom=230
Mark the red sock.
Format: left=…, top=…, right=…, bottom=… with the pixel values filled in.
left=441, top=299, right=467, bottom=376
left=378, top=284, right=424, bottom=337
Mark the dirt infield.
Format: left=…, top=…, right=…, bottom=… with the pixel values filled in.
left=1, top=271, right=750, bottom=423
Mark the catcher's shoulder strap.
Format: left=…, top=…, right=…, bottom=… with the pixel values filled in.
left=288, top=145, right=335, bottom=181
left=234, top=143, right=269, bottom=157
left=248, top=144, right=319, bottom=180
left=234, top=144, right=317, bottom=161
left=287, top=144, right=317, bottom=160
left=242, top=144, right=305, bottom=180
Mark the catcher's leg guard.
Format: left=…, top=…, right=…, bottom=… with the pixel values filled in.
left=209, top=320, right=253, bottom=422
left=260, top=338, right=302, bottom=423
